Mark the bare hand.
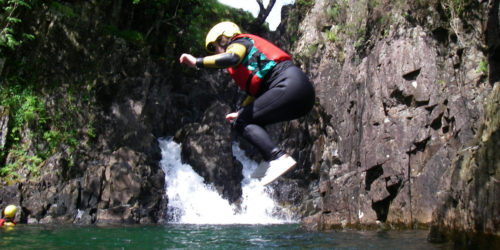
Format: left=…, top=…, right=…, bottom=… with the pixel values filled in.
left=179, top=53, right=196, bottom=67
left=225, top=112, right=239, bottom=123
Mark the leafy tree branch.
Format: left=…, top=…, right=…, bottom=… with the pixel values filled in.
left=0, top=0, right=34, bottom=49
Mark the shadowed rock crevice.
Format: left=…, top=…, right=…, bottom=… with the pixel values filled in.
left=365, top=165, right=383, bottom=191
left=430, top=113, right=443, bottom=130
left=390, top=89, right=413, bottom=107
left=371, top=177, right=402, bottom=222
left=486, top=0, right=500, bottom=85
left=403, top=68, right=421, bottom=81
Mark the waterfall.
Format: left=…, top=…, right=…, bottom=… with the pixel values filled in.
left=159, top=138, right=295, bottom=224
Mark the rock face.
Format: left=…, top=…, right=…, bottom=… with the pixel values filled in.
left=174, top=101, right=243, bottom=203
left=429, top=84, right=500, bottom=247
left=267, top=0, right=499, bottom=245
left=17, top=147, right=166, bottom=224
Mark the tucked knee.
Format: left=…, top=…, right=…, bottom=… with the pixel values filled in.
left=233, top=116, right=248, bottom=134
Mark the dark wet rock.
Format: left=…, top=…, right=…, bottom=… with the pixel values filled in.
left=429, top=84, right=500, bottom=248
left=174, top=101, right=243, bottom=203
left=18, top=146, right=165, bottom=225
left=274, top=0, right=497, bottom=240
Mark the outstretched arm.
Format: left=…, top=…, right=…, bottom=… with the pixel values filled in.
left=179, top=43, right=246, bottom=69
left=196, top=52, right=241, bottom=68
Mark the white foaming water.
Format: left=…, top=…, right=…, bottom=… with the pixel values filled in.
left=159, top=138, right=295, bottom=224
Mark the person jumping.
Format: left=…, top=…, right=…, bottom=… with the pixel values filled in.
left=179, top=21, right=315, bottom=185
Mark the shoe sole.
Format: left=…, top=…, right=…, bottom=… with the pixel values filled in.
left=261, top=161, right=297, bottom=186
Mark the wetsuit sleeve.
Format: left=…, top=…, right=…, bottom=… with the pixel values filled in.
left=196, top=43, right=246, bottom=68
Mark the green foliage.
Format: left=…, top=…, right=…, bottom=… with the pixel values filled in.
left=0, top=78, right=85, bottom=181
left=326, top=3, right=342, bottom=21
left=414, top=0, right=475, bottom=28
left=0, top=0, right=34, bottom=49
left=297, top=0, right=314, bottom=6
left=321, top=0, right=366, bottom=48
left=87, top=122, right=96, bottom=139
left=0, top=162, right=18, bottom=180
left=476, top=59, right=488, bottom=76
left=443, top=0, right=468, bottom=18
left=368, top=0, right=380, bottom=9
left=183, top=0, right=255, bottom=55
left=1, top=146, right=43, bottom=179
left=0, top=83, right=45, bottom=143
left=102, top=0, right=255, bottom=65
left=0, top=82, right=47, bottom=180
left=306, top=43, right=319, bottom=56
left=49, top=1, right=76, bottom=18
left=42, top=130, right=60, bottom=152
left=105, top=25, right=145, bottom=46
left=326, top=29, right=338, bottom=42
left=118, top=0, right=256, bottom=73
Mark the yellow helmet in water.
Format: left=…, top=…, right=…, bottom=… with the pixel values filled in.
left=4, top=205, right=17, bottom=218
left=205, top=21, right=241, bottom=53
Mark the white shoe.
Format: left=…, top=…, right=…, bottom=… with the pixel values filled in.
left=260, top=154, right=296, bottom=186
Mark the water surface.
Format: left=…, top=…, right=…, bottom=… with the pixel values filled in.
left=1, top=224, right=448, bottom=249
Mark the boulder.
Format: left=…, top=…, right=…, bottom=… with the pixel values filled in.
left=175, top=101, right=243, bottom=203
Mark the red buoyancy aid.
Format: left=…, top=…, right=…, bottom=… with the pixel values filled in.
left=227, top=34, right=292, bottom=96
left=0, top=218, right=16, bottom=226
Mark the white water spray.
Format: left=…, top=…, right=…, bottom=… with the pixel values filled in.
left=159, top=138, right=295, bottom=224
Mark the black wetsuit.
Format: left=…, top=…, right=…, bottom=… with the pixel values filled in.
left=197, top=37, right=315, bottom=161
left=234, top=60, right=315, bottom=161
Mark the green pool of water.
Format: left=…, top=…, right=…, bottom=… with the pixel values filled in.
left=0, top=223, right=449, bottom=249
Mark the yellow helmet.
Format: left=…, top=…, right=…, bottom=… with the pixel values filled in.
left=4, top=205, right=17, bottom=218
left=205, top=21, right=241, bottom=53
